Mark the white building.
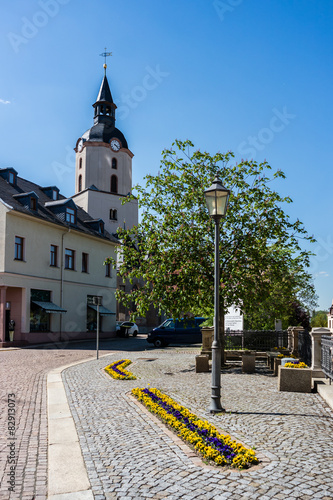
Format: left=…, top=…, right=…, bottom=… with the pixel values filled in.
left=0, top=167, right=118, bottom=346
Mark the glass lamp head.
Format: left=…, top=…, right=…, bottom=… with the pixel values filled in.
left=204, top=174, right=230, bottom=218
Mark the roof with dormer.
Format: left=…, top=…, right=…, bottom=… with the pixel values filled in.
left=0, top=169, right=118, bottom=243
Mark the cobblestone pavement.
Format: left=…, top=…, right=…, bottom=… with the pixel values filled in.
left=62, top=342, right=333, bottom=500
left=0, top=338, right=134, bottom=500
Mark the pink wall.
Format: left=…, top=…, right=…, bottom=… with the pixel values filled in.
left=6, top=288, right=23, bottom=342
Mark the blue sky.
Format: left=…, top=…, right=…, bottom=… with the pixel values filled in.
left=1, top=0, right=332, bottom=310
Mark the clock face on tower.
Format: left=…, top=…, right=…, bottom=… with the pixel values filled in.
left=77, top=138, right=84, bottom=152
left=110, top=139, right=121, bottom=151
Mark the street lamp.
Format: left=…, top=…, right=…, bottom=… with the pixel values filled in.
left=204, top=173, right=230, bottom=413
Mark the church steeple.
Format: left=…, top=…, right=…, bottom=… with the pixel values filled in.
left=93, top=74, right=117, bottom=127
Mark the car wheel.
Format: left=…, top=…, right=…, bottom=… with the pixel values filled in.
left=133, top=330, right=138, bottom=337
left=154, top=338, right=164, bottom=348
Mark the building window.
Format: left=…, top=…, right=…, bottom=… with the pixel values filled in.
left=14, top=236, right=24, bottom=261
left=82, top=252, right=89, bottom=273
left=65, top=207, right=76, bottom=224
left=110, top=209, right=117, bottom=220
left=86, top=295, right=103, bottom=332
left=112, top=158, right=117, bottom=169
left=65, top=248, right=75, bottom=270
left=50, top=245, right=58, bottom=267
left=78, top=175, right=82, bottom=192
left=98, top=222, right=104, bottom=234
left=105, top=262, right=111, bottom=277
left=30, top=197, right=37, bottom=211
left=52, top=189, right=58, bottom=200
left=79, top=158, right=82, bottom=169
left=111, top=175, right=118, bottom=194
left=30, top=289, right=51, bottom=332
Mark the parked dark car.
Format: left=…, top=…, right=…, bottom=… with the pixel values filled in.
left=147, top=317, right=206, bottom=347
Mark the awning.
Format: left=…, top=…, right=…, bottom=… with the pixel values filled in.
left=32, top=301, right=67, bottom=314
left=88, top=304, right=116, bottom=316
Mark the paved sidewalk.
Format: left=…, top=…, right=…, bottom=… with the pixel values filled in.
left=0, top=340, right=116, bottom=500
left=61, top=348, right=333, bottom=500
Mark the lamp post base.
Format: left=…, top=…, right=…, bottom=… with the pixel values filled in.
left=209, top=405, right=226, bottom=414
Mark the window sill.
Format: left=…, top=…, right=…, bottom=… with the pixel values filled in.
left=14, top=258, right=25, bottom=262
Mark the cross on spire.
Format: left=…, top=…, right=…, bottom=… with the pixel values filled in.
left=99, top=48, right=112, bottom=75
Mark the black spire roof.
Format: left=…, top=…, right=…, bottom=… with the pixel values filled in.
left=96, top=75, right=113, bottom=103
left=80, top=73, right=128, bottom=149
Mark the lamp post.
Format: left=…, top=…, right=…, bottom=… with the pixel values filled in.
left=204, top=173, right=230, bottom=413
left=93, top=296, right=102, bottom=360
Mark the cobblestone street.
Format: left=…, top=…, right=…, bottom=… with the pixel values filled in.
left=1, top=337, right=333, bottom=499
left=62, top=340, right=333, bottom=499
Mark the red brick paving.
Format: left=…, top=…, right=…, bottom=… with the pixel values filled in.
left=0, top=343, right=113, bottom=499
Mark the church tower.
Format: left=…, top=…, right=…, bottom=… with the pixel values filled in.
left=72, top=62, right=138, bottom=236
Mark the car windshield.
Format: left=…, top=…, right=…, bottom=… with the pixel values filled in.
left=162, top=320, right=175, bottom=328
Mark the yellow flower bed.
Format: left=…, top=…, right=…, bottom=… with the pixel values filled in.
left=105, top=359, right=136, bottom=380
left=132, top=387, right=258, bottom=469
left=284, top=361, right=308, bottom=369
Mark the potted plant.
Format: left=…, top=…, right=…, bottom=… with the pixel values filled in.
left=278, top=361, right=312, bottom=393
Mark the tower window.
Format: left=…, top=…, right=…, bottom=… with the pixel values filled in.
left=111, top=175, right=118, bottom=194
left=105, top=262, right=111, bottom=277
left=79, top=158, right=82, bottom=169
left=110, top=209, right=117, bottom=221
left=78, top=175, right=82, bottom=192
left=112, top=158, right=117, bottom=169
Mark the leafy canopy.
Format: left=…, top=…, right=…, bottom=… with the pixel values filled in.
left=109, top=140, right=316, bottom=322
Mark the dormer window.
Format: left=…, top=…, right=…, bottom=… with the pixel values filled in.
left=30, top=197, right=37, bottom=211
left=13, top=191, right=39, bottom=211
left=41, top=186, right=59, bottom=200
left=66, top=207, right=76, bottom=224
left=8, top=172, right=15, bottom=184
left=98, top=222, right=104, bottom=234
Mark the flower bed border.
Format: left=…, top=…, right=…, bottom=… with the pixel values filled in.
left=105, top=359, right=136, bottom=380
left=132, top=387, right=259, bottom=470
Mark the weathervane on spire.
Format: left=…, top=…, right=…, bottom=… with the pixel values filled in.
left=99, top=48, right=112, bottom=75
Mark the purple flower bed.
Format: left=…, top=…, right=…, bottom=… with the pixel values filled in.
left=142, top=388, right=236, bottom=460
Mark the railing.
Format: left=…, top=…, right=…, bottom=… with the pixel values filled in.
left=321, top=335, right=333, bottom=382
left=224, top=330, right=290, bottom=351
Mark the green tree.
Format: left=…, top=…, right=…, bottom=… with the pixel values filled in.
left=311, top=310, right=328, bottom=328
left=109, top=140, right=316, bottom=343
